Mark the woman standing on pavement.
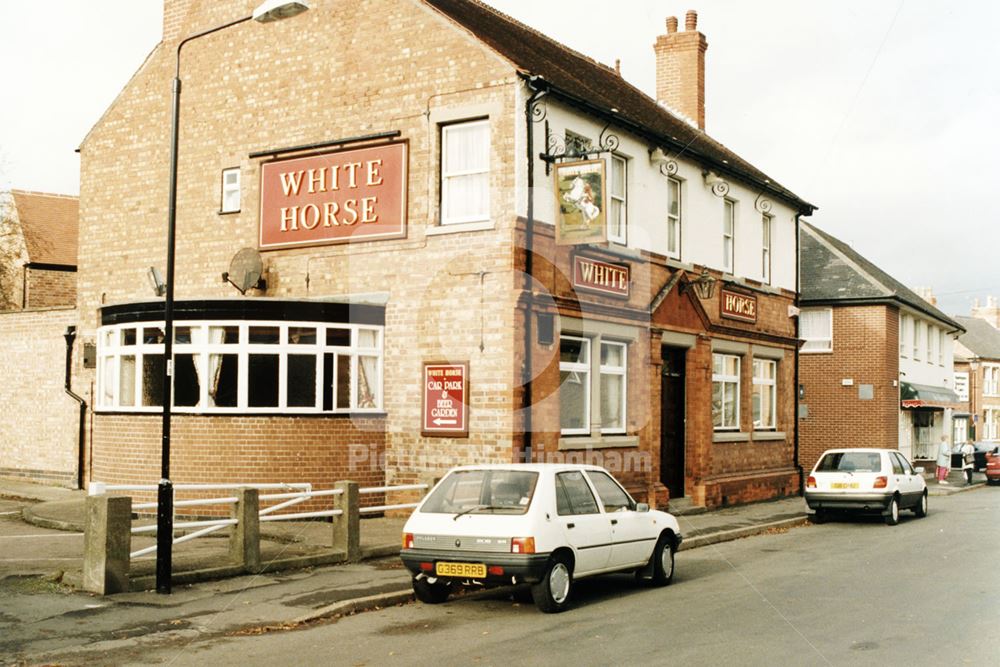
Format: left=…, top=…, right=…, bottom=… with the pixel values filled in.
left=959, top=440, right=975, bottom=485
left=936, top=436, right=952, bottom=485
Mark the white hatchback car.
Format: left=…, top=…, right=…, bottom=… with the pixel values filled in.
left=400, top=463, right=682, bottom=613
left=805, top=448, right=928, bottom=525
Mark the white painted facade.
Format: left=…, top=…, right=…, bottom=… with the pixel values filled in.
left=518, top=99, right=798, bottom=289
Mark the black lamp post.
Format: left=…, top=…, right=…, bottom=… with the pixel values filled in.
left=157, top=0, right=311, bottom=595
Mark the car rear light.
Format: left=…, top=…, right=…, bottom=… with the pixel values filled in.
left=873, top=476, right=888, bottom=489
left=419, top=562, right=434, bottom=572
left=806, top=475, right=816, bottom=488
left=488, top=565, right=505, bottom=576
left=511, top=537, right=535, bottom=554
left=402, top=532, right=414, bottom=550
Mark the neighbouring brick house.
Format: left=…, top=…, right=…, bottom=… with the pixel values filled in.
left=798, top=222, right=964, bottom=471
left=69, top=0, right=814, bottom=509
left=0, top=189, right=82, bottom=487
left=952, top=314, right=1000, bottom=446
left=0, top=190, right=79, bottom=310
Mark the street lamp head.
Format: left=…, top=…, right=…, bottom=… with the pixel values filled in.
left=253, top=0, right=310, bottom=23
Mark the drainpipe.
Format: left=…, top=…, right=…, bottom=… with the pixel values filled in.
left=794, top=214, right=804, bottom=495
left=522, top=77, right=546, bottom=464
left=63, top=326, right=87, bottom=490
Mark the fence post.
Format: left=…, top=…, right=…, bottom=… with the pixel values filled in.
left=332, top=481, right=360, bottom=561
left=82, top=494, right=132, bottom=595
left=230, top=488, right=260, bottom=573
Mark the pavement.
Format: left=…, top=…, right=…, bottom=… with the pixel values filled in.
left=0, top=470, right=990, bottom=635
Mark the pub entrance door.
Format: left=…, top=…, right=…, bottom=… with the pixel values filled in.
left=660, top=346, right=686, bottom=498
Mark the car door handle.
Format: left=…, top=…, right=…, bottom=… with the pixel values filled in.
left=567, top=523, right=575, bottom=529
left=610, top=519, right=618, bottom=525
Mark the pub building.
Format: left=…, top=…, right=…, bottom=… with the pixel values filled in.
left=71, top=0, right=814, bottom=510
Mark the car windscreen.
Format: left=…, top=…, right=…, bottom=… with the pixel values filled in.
left=420, top=470, right=539, bottom=515
left=815, top=452, right=883, bottom=473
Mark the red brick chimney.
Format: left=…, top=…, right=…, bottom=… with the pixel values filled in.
left=654, top=10, right=708, bottom=130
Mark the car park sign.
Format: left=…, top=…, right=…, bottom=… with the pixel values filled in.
left=422, top=362, right=469, bottom=436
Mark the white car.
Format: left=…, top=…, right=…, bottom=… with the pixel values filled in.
left=805, top=448, right=928, bottom=525
left=400, top=463, right=682, bottom=613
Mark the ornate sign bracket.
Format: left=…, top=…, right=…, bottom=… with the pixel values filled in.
left=539, top=120, right=621, bottom=175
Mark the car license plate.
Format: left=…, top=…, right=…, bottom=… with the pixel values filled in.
left=435, top=561, right=487, bottom=578
left=831, top=482, right=859, bottom=489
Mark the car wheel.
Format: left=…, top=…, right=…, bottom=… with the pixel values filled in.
left=884, top=496, right=900, bottom=526
left=532, top=555, right=573, bottom=613
left=648, top=534, right=676, bottom=587
left=412, top=576, right=451, bottom=604
left=914, top=491, right=928, bottom=518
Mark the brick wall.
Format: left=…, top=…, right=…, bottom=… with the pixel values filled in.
left=653, top=12, right=707, bottom=129
left=25, top=268, right=76, bottom=309
left=78, top=0, right=522, bottom=491
left=0, top=307, right=80, bottom=486
left=799, top=304, right=899, bottom=473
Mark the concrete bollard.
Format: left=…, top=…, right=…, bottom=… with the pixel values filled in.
left=332, top=481, right=360, bottom=561
left=230, top=488, right=261, bottom=573
left=82, top=495, right=132, bottom=595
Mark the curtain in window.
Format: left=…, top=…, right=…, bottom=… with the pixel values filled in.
left=357, top=356, right=378, bottom=409
left=207, top=327, right=227, bottom=407
left=442, top=122, right=489, bottom=223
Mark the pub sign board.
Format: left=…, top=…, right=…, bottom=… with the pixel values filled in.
left=422, top=362, right=469, bottom=437
left=720, top=288, right=758, bottom=323
left=572, top=255, right=630, bottom=298
left=259, top=142, right=407, bottom=250
left=555, top=159, right=607, bottom=246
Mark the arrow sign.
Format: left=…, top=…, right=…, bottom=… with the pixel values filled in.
left=423, top=362, right=468, bottom=437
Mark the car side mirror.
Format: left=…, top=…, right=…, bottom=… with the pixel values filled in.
left=635, top=503, right=650, bottom=513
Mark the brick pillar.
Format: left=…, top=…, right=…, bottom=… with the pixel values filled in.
left=83, top=495, right=132, bottom=595
left=653, top=10, right=708, bottom=129
left=332, top=481, right=360, bottom=561
left=230, top=488, right=261, bottom=573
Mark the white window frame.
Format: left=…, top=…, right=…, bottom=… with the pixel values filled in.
left=800, top=308, right=833, bottom=353
left=761, top=214, right=772, bottom=284
left=666, top=177, right=682, bottom=260
left=752, top=358, right=777, bottom=430
left=221, top=167, right=240, bottom=213
left=96, top=320, right=383, bottom=414
left=712, top=353, right=741, bottom=431
left=929, top=326, right=939, bottom=366
left=722, top=199, right=735, bottom=273
left=938, top=330, right=946, bottom=366
left=985, top=364, right=1000, bottom=397
left=899, top=314, right=908, bottom=357
left=913, top=319, right=922, bottom=360
left=440, top=118, right=490, bottom=225
left=599, top=341, right=627, bottom=434
left=985, top=407, right=1000, bottom=441
left=608, top=154, right=627, bottom=244
left=559, top=335, right=591, bottom=436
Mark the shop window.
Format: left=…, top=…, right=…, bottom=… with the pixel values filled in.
left=712, top=353, right=740, bottom=430
left=96, top=321, right=383, bottom=414
left=800, top=309, right=832, bottom=352
left=761, top=214, right=772, bottom=284
left=440, top=119, right=490, bottom=225
left=722, top=199, right=735, bottom=273
left=608, top=155, right=627, bottom=244
left=666, top=177, right=681, bottom=260
left=221, top=167, right=240, bottom=213
left=752, top=358, right=776, bottom=430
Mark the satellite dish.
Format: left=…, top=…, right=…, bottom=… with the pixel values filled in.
left=222, top=248, right=264, bottom=295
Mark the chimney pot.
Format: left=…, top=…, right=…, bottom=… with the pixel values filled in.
left=615, top=58, right=622, bottom=76
left=685, top=10, right=698, bottom=31
left=666, top=16, right=678, bottom=33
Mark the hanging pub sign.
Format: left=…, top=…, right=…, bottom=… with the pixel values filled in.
left=259, top=142, right=407, bottom=250
left=572, top=255, right=630, bottom=298
left=555, top=159, right=606, bottom=245
left=422, top=362, right=469, bottom=437
left=720, top=288, right=758, bottom=323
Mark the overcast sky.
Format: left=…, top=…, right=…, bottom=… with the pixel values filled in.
left=1, top=0, right=996, bottom=316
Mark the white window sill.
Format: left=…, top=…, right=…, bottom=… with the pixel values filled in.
left=427, top=220, right=494, bottom=236
left=558, top=435, right=639, bottom=450
left=751, top=431, right=786, bottom=441
left=713, top=431, right=749, bottom=443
